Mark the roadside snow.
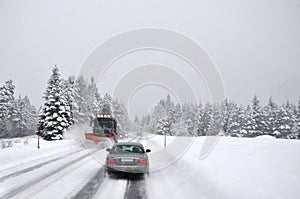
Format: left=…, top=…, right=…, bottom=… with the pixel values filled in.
left=0, top=127, right=85, bottom=171
left=254, top=135, right=277, bottom=139
left=146, top=136, right=300, bottom=199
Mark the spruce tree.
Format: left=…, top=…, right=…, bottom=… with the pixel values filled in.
left=13, top=95, right=37, bottom=137
left=295, top=99, right=300, bottom=138
left=265, top=97, right=278, bottom=135
left=72, top=76, right=86, bottom=123
left=112, top=99, right=125, bottom=133
left=195, top=102, right=203, bottom=136
left=209, top=103, right=223, bottom=135
left=38, top=66, right=70, bottom=140
left=61, top=77, right=74, bottom=127
left=101, top=93, right=113, bottom=115
left=92, top=89, right=102, bottom=115
left=0, top=80, right=15, bottom=138
left=198, top=103, right=212, bottom=136
left=156, top=117, right=172, bottom=135
left=275, top=105, right=294, bottom=138
left=226, top=103, right=243, bottom=137
left=245, top=96, right=267, bottom=137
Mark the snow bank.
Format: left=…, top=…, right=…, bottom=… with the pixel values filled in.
left=0, top=126, right=87, bottom=171
left=254, top=135, right=277, bottom=140
left=146, top=136, right=300, bottom=199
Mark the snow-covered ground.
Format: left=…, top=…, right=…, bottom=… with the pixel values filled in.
left=0, top=129, right=299, bottom=199
left=146, top=135, right=300, bottom=199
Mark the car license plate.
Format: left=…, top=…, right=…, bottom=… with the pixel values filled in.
left=121, top=158, right=133, bottom=162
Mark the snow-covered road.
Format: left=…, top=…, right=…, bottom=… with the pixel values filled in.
left=0, top=135, right=148, bottom=199
left=1, top=132, right=300, bottom=199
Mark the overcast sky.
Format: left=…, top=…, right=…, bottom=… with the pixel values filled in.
left=0, top=0, right=299, bottom=117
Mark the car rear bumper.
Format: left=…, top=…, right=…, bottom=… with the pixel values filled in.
left=106, top=165, right=148, bottom=174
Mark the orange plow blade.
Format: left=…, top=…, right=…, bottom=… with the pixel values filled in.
left=85, top=133, right=103, bottom=144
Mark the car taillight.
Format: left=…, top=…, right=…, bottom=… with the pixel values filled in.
left=139, top=159, right=147, bottom=164
left=107, top=158, right=115, bottom=163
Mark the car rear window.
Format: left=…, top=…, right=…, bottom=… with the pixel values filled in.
left=112, top=145, right=144, bottom=153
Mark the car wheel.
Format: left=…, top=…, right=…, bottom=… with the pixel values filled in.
left=106, top=169, right=113, bottom=178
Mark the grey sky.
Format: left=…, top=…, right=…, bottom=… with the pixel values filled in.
left=0, top=0, right=299, bottom=117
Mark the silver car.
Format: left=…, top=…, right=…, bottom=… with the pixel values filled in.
left=105, top=142, right=151, bottom=176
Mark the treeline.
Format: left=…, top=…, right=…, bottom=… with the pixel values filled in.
left=37, top=66, right=129, bottom=139
left=0, top=80, right=37, bottom=138
left=139, top=95, right=300, bottom=139
left=0, top=66, right=129, bottom=139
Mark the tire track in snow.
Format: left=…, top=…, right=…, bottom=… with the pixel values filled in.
left=71, top=167, right=106, bottom=199
left=0, top=148, right=84, bottom=182
left=123, top=135, right=147, bottom=199
left=1, top=149, right=97, bottom=199
left=123, top=175, right=147, bottom=199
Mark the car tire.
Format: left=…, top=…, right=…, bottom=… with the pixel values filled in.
left=106, top=168, right=114, bottom=178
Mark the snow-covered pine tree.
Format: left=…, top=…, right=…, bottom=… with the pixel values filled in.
left=174, top=103, right=182, bottom=122
left=275, top=104, right=294, bottom=138
left=61, top=77, right=74, bottom=126
left=120, top=102, right=129, bottom=132
left=285, top=101, right=297, bottom=139
left=171, top=103, right=184, bottom=135
left=14, top=96, right=29, bottom=136
left=148, top=103, right=165, bottom=133
left=181, top=103, right=196, bottom=135
left=92, top=88, right=102, bottom=115
left=86, top=77, right=98, bottom=116
left=209, top=103, right=223, bottom=135
left=140, top=115, right=151, bottom=127
left=194, top=102, right=203, bottom=136
left=112, top=99, right=127, bottom=133
left=72, top=76, right=100, bottom=123
left=222, top=99, right=231, bottom=135
left=0, top=80, right=16, bottom=138
left=38, top=66, right=70, bottom=140
left=156, top=117, right=172, bottom=135
left=264, top=97, right=278, bottom=136
left=13, top=95, right=37, bottom=137
left=197, top=102, right=212, bottom=136
left=72, top=76, right=87, bottom=123
left=294, top=99, right=300, bottom=139
left=245, top=96, right=268, bottom=137
left=161, top=94, right=177, bottom=135
left=22, top=95, right=37, bottom=131
left=223, top=101, right=235, bottom=136
left=101, top=93, right=113, bottom=115
left=240, top=105, right=252, bottom=137
left=227, top=105, right=246, bottom=137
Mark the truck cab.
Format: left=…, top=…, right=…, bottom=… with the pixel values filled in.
left=85, top=114, right=118, bottom=144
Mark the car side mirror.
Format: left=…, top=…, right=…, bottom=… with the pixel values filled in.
left=146, top=149, right=151, bottom=153
left=106, top=148, right=111, bottom=152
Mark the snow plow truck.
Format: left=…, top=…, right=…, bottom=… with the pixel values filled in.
left=85, top=114, right=118, bottom=144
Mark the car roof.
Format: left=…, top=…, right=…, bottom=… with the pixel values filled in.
left=114, top=142, right=144, bottom=147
